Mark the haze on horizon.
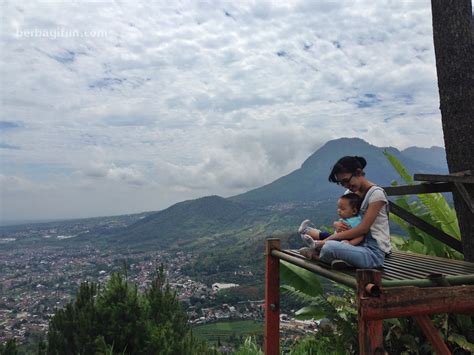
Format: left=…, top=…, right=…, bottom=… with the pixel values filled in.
left=1, top=1, right=445, bottom=222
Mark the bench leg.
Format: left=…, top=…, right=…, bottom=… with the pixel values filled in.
left=358, top=318, right=384, bottom=355
left=357, top=269, right=384, bottom=354
left=264, top=238, right=280, bottom=355
left=414, top=315, right=451, bottom=355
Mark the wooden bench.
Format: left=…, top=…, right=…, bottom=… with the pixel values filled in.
left=265, top=241, right=474, bottom=355
left=277, top=248, right=474, bottom=288
left=264, top=172, right=474, bottom=355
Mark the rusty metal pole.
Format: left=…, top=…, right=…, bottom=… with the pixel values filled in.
left=414, top=315, right=451, bottom=355
left=357, top=269, right=384, bottom=355
left=264, top=238, right=280, bottom=355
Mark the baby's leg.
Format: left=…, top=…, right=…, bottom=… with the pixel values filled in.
left=298, top=220, right=323, bottom=240
left=304, top=227, right=321, bottom=239
left=305, top=229, right=332, bottom=240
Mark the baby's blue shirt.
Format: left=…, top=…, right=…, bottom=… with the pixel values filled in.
left=341, top=215, right=362, bottom=228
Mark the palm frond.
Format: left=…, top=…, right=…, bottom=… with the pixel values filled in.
left=448, top=334, right=474, bottom=352
left=294, top=306, right=328, bottom=320
left=384, top=150, right=462, bottom=258
left=383, top=150, right=414, bottom=184
left=280, top=260, right=323, bottom=297
left=280, top=285, right=319, bottom=304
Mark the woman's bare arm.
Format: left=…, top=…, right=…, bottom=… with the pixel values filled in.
left=347, top=236, right=364, bottom=245
left=325, top=201, right=386, bottom=241
left=334, top=220, right=350, bottom=232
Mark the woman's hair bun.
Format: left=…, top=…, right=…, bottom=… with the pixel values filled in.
left=328, top=155, right=367, bottom=183
left=355, top=156, right=367, bottom=169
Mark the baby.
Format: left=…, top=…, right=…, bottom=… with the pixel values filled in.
left=298, top=193, right=364, bottom=250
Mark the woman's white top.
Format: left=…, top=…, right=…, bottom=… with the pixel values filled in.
left=359, top=186, right=391, bottom=254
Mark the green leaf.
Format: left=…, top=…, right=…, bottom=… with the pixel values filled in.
left=406, top=240, right=427, bottom=254
left=280, top=285, right=320, bottom=304
left=390, top=235, right=407, bottom=248
left=383, top=150, right=414, bottom=184
left=384, top=150, right=462, bottom=258
left=280, top=260, right=323, bottom=297
left=455, top=314, right=473, bottom=329
left=399, top=334, right=420, bottom=351
left=418, top=192, right=460, bottom=239
left=294, top=306, right=327, bottom=320
left=448, top=334, right=474, bottom=352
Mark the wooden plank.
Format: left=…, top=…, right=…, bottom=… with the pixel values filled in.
left=454, top=182, right=474, bottom=214
left=383, top=259, right=440, bottom=278
left=273, top=250, right=358, bottom=289
left=414, top=315, right=451, bottom=355
left=383, top=183, right=452, bottom=196
left=448, top=170, right=473, bottom=177
left=357, top=270, right=384, bottom=355
left=359, top=284, right=474, bottom=320
left=264, top=238, right=280, bottom=355
left=390, top=250, right=474, bottom=268
left=389, top=202, right=463, bottom=252
left=384, top=253, right=473, bottom=276
left=283, top=249, right=474, bottom=287
left=414, top=172, right=474, bottom=184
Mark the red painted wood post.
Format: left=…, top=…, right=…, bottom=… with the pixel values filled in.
left=413, top=315, right=451, bottom=355
left=357, top=269, right=384, bottom=355
left=264, top=238, right=280, bottom=355
left=359, top=285, right=474, bottom=320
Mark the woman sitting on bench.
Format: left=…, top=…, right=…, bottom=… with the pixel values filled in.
left=301, top=155, right=391, bottom=269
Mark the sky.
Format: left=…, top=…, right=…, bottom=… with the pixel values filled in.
left=0, top=0, right=446, bottom=223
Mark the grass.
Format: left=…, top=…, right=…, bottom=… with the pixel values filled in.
left=192, top=320, right=263, bottom=345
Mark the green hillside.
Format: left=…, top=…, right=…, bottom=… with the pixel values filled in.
left=90, top=137, right=448, bottom=283
left=22, top=138, right=447, bottom=282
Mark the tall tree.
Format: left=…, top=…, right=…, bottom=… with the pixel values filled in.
left=0, top=339, right=18, bottom=355
left=431, top=0, right=474, bottom=260
left=46, top=269, right=210, bottom=354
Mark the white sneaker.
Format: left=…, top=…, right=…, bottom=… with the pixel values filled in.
left=301, top=234, right=316, bottom=249
left=298, top=219, right=311, bottom=234
left=298, top=247, right=319, bottom=260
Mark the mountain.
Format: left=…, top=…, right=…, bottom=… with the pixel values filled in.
left=231, top=137, right=447, bottom=205
left=401, top=146, right=448, bottom=172
left=104, top=138, right=447, bottom=253
left=110, top=195, right=250, bottom=247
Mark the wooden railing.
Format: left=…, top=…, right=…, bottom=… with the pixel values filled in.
left=264, top=171, right=474, bottom=355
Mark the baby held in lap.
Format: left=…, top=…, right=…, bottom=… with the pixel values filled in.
left=298, top=193, right=364, bottom=252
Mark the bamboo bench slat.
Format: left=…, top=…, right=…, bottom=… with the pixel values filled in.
left=281, top=249, right=474, bottom=288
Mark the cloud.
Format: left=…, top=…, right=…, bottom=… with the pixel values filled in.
left=0, top=0, right=447, bottom=220
left=82, top=162, right=147, bottom=186
left=47, top=49, right=77, bottom=64
left=0, top=174, right=36, bottom=191
left=102, top=113, right=156, bottom=127
left=0, top=143, right=20, bottom=150
left=106, top=165, right=146, bottom=186
left=0, top=121, right=21, bottom=129
left=152, top=125, right=324, bottom=193
left=355, top=93, right=381, bottom=109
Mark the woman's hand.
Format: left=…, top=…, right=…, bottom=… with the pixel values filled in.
left=333, top=221, right=350, bottom=232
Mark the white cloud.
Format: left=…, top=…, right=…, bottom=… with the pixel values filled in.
left=0, top=0, right=446, bottom=221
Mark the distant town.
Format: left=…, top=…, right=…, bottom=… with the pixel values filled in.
left=0, top=219, right=316, bottom=347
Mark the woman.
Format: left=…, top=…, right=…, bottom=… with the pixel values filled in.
left=302, top=156, right=391, bottom=269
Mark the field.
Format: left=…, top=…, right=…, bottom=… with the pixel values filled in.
left=192, top=320, right=263, bottom=345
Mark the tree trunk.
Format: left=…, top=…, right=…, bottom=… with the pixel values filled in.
left=431, top=0, right=474, bottom=260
